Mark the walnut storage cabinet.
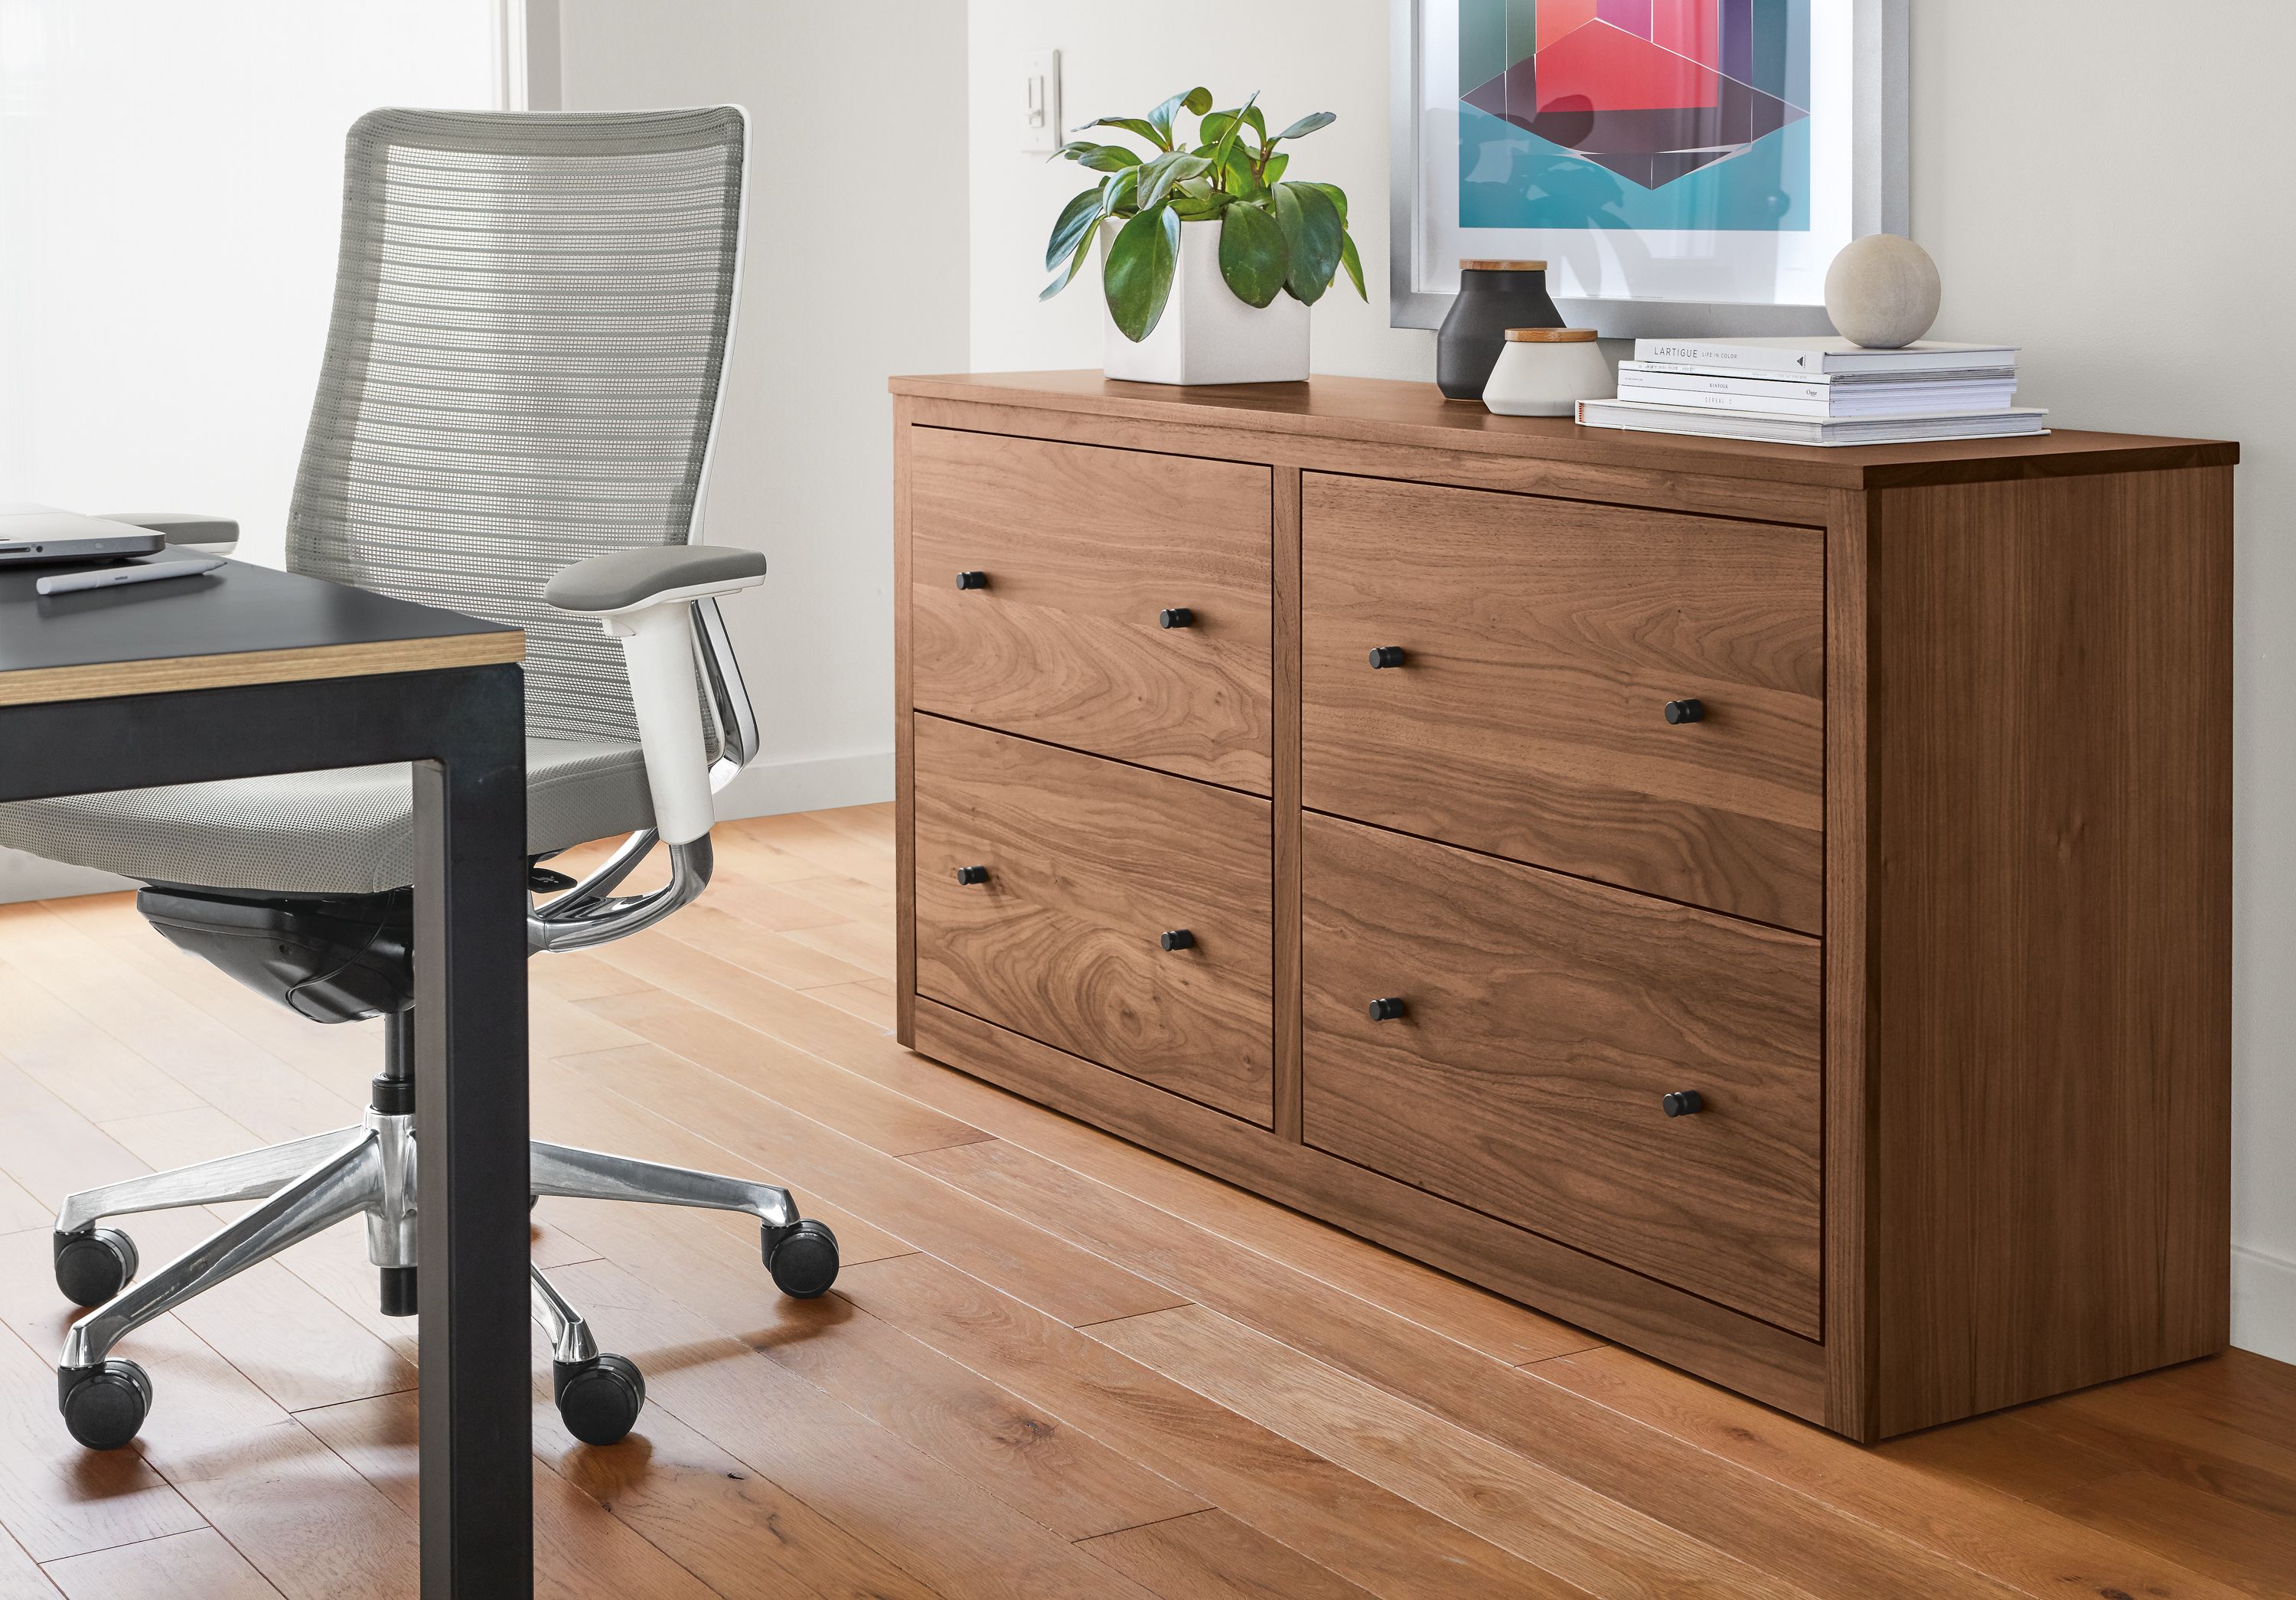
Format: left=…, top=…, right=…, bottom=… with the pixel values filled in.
left=889, top=371, right=2236, bottom=1441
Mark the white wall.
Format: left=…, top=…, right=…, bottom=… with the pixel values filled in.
left=967, top=0, right=2296, bottom=1362
left=559, top=0, right=970, bottom=817
left=0, top=0, right=498, bottom=905
left=967, top=0, right=1426, bottom=378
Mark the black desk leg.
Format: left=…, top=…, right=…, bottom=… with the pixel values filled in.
left=412, top=664, right=532, bottom=1598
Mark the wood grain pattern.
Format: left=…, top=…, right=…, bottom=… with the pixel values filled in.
left=1303, top=473, right=1825, bottom=931
left=908, top=426, right=1275, bottom=791
left=905, top=391, right=1838, bottom=524
left=889, top=370, right=2237, bottom=491
left=912, top=714, right=1274, bottom=1124
left=1823, top=485, right=1879, bottom=1439
left=1096, top=1302, right=1803, bottom=1599
left=1865, top=466, right=2235, bottom=1435
left=1543, top=1345, right=2255, bottom=1600
left=912, top=995, right=1830, bottom=1420
left=1301, top=814, right=1824, bottom=1334
left=893, top=384, right=2238, bottom=1442
left=908, top=1141, right=2017, bottom=1600
left=3, top=807, right=2291, bottom=1599
left=1077, top=1509, right=1377, bottom=1600
left=1270, top=465, right=1305, bottom=1144
left=835, top=1252, right=1587, bottom=1599
left=39, top=1529, right=276, bottom=1600
left=0, top=635, right=525, bottom=709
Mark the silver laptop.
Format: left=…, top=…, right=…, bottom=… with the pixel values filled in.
left=0, top=504, right=168, bottom=566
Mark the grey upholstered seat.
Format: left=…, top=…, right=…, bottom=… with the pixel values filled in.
left=0, top=737, right=654, bottom=896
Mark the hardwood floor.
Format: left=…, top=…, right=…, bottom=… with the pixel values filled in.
left=0, top=801, right=2288, bottom=1598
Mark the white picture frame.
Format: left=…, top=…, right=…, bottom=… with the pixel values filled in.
left=1390, top=0, right=1908, bottom=336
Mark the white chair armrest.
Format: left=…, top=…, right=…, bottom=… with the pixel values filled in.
left=546, top=546, right=767, bottom=846
left=544, top=545, right=765, bottom=616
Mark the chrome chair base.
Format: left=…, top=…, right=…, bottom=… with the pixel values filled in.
left=50, top=1111, right=838, bottom=1450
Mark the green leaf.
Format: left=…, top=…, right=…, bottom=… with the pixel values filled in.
left=1104, top=203, right=1180, bottom=342
left=1205, top=91, right=1261, bottom=185
left=1171, top=179, right=1236, bottom=220
left=1045, top=187, right=1105, bottom=271
left=1274, top=180, right=1343, bottom=304
left=1057, top=141, right=1140, bottom=172
left=1218, top=201, right=1288, bottom=309
left=1296, top=179, right=1348, bottom=224
left=1273, top=110, right=1336, bottom=141
left=1261, top=151, right=1289, bottom=184
left=1339, top=230, right=1366, bottom=299
left=1146, top=86, right=1212, bottom=144
left=1140, top=152, right=1212, bottom=212
left=1218, top=143, right=1266, bottom=198
left=1101, top=165, right=1140, bottom=214
left=1078, top=115, right=1166, bottom=150
left=1039, top=230, right=1095, bottom=300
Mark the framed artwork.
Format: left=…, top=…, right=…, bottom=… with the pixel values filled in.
left=1389, top=0, right=1907, bottom=335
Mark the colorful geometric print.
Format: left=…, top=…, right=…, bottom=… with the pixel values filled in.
left=1458, top=0, right=1811, bottom=232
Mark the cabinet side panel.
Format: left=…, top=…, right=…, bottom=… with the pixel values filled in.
left=1824, top=488, right=1878, bottom=1440
left=1870, top=466, right=2234, bottom=1435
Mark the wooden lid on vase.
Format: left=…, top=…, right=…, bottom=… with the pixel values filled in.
left=1459, top=257, right=1546, bottom=272
left=1505, top=327, right=1598, bottom=342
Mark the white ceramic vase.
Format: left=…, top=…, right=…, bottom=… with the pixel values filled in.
left=1481, top=328, right=1611, bottom=416
left=1100, top=219, right=1309, bottom=386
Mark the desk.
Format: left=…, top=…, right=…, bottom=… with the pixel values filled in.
left=0, top=557, right=533, bottom=1597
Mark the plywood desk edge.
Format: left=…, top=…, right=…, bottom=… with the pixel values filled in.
left=0, top=630, right=526, bottom=708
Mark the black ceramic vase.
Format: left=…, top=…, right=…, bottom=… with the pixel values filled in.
left=1436, top=260, right=1564, bottom=400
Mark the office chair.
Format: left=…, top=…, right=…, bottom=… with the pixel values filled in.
left=0, top=107, right=840, bottom=1451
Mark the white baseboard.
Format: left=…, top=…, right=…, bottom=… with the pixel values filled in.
left=0, top=847, right=132, bottom=906
left=714, top=748, right=895, bottom=821
left=2233, top=1242, right=2296, bottom=1364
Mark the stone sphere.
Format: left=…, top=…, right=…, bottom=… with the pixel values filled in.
left=1824, top=234, right=1941, bottom=349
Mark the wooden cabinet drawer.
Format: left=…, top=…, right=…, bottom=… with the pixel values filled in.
left=1301, top=814, right=1822, bottom=1334
left=912, top=713, right=1273, bottom=1124
left=1301, top=473, right=1824, bottom=932
left=910, top=429, right=1273, bottom=792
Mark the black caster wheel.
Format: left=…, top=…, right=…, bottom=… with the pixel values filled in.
left=554, top=1353, right=645, bottom=1446
left=60, top=1358, right=152, bottom=1451
left=54, top=1228, right=139, bottom=1309
left=765, top=1219, right=839, bottom=1298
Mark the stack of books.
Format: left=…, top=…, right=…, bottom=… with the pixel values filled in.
left=1576, top=336, right=2047, bottom=446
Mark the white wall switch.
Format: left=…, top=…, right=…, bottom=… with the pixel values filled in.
left=1020, top=49, right=1062, bottom=155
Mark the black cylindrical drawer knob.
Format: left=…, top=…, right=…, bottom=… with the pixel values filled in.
left=1664, top=698, right=1705, bottom=724
left=1367, top=996, right=1407, bottom=1021
left=954, top=864, right=990, bottom=886
left=1661, top=1089, right=1705, bottom=1117
left=1368, top=645, right=1407, bottom=670
left=1159, top=607, right=1195, bottom=629
left=955, top=570, right=988, bottom=590
left=1159, top=929, right=1195, bottom=952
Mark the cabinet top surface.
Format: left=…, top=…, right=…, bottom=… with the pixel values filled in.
left=891, top=371, right=2237, bottom=491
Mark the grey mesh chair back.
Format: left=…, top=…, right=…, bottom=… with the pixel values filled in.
left=287, top=107, right=748, bottom=751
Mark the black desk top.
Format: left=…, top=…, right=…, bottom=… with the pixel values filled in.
left=0, top=557, right=522, bottom=707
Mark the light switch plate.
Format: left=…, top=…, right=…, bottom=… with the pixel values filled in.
left=1020, top=48, right=1061, bottom=155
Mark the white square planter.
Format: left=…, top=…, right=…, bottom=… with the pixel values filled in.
left=1100, top=217, right=1309, bottom=386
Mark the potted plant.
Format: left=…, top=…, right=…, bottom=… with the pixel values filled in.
left=1042, top=87, right=1365, bottom=386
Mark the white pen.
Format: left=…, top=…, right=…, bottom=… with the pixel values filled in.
left=36, top=556, right=226, bottom=597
